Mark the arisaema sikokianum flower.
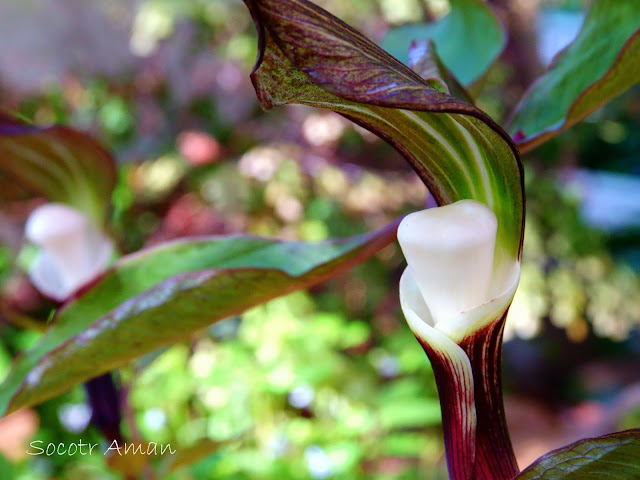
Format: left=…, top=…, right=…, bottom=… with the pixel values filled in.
left=398, top=200, right=521, bottom=480
left=25, top=203, right=114, bottom=302
left=242, top=0, right=524, bottom=479
left=0, top=111, right=117, bottom=304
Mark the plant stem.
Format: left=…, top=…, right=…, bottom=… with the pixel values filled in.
left=461, top=312, right=519, bottom=480
left=416, top=336, right=476, bottom=480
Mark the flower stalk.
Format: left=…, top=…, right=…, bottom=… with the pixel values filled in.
left=460, top=317, right=519, bottom=479
left=399, top=200, right=520, bottom=480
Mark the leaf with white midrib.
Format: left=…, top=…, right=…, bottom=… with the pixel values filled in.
left=249, top=12, right=523, bottom=269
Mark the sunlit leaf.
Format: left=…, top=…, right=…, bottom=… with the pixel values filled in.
left=516, top=429, right=640, bottom=479
left=508, top=0, right=640, bottom=153
left=0, top=223, right=397, bottom=415
left=244, top=0, right=524, bottom=272
left=382, top=0, right=506, bottom=85
left=408, top=39, right=474, bottom=104
left=243, top=1, right=523, bottom=477
left=0, top=113, right=116, bottom=224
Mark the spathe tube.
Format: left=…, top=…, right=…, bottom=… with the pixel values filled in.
left=399, top=200, right=521, bottom=479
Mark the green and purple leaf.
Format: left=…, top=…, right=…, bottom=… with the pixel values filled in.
left=508, top=0, right=640, bottom=153
left=245, top=0, right=524, bottom=269
left=243, top=1, right=524, bottom=478
left=516, top=428, right=640, bottom=479
left=408, top=39, right=474, bottom=104
left=0, top=113, right=116, bottom=224
left=0, top=224, right=397, bottom=415
left=382, top=0, right=506, bottom=86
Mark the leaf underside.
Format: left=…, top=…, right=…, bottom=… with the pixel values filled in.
left=509, top=0, right=640, bottom=152
left=245, top=0, right=524, bottom=267
left=0, top=224, right=397, bottom=416
left=408, top=39, right=474, bottom=104
left=516, top=429, right=640, bottom=479
left=382, top=0, right=506, bottom=86
left=0, top=113, right=116, bottom=225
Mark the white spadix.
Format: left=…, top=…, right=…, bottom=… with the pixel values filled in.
left=397, top=200, right=498, bottom=329
left=25, top=203, right=114, bottom=301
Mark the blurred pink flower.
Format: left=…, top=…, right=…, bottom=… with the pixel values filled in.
left=177, top=130, right=221, bottom=165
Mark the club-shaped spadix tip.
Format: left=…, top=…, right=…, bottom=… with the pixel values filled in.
left=397, top=199, right=498, bottom=326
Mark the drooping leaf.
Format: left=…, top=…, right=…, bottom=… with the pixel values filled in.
left=0, top=113, right=116, bottom=225
left=516, top=429, right=640, bottom=479
left=0, top=223, right=397, bottom=415
left=382, top=0, right=506, bottom=86
left=244, top=2, right=524, bottom=477
left=244, top=0, right=524, bottom=276
left=508, top=0, right=640, bottom=153
left=408, top=39, right=474, bottom=104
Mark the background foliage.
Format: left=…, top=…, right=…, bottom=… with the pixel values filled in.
left=0, top=0, right=639, bottom=478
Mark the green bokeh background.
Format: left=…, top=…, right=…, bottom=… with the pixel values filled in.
left=0, top=0, right=639, bottom=478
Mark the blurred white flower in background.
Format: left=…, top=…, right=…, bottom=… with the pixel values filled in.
left=25, top=203, right=113, bottom=302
